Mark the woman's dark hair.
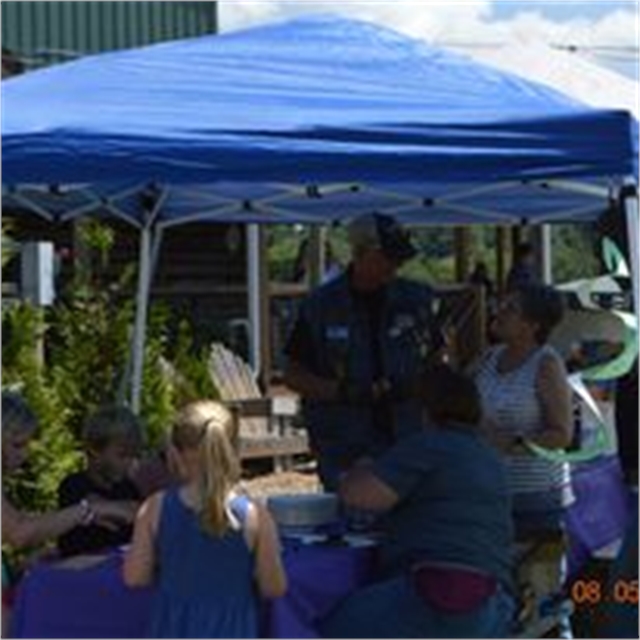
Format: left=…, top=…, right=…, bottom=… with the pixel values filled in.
left=418, top=364, right=482, bottom=427
left=516, top=284, right=564, bottom=344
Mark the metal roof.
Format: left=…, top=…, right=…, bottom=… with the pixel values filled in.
left=2, top=1, right=217, bottom=69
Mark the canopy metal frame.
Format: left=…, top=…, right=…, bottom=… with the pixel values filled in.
left=4, top=177, right=636, bottom=412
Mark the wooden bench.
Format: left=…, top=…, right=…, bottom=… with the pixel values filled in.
left=208, top=342, right=308, bottom=469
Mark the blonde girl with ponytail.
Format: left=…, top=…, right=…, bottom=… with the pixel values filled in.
left=124, top=400, right=287, bottom=638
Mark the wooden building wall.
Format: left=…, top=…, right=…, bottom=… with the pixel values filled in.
left=5, top=212, right=248, bottom=350
left=2, top=1, right=250, bottom=352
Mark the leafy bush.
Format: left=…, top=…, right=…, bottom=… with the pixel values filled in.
left=2, top=221, right=218, bottom=517
left=170, top=319, right=219, bottom=406
left=1, top=220, right=17, bottom=269
left=2, top=302, right=83, bottom=512
left=552, top=224, right=601, bottom=283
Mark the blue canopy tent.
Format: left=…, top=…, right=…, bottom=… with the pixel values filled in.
left=2, top=15, right=638, bottom=411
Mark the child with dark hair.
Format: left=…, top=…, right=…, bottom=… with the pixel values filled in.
left=2, top=392, right=128, bottom=635
left=57, top=406, right=142, bottom=557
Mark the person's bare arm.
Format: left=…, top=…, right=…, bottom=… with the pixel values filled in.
left=87, top=496, right=140, bottom=524
left=283, top=360, right=340, bottom=401
left=2, top=493, right=86, bottom=549
left=111, top=501, right=139, bottom=522
left=123, top=493, right=162, bottom=588
left=247, top=501, right=287, bottom=599
left=2, top=604, right=11, bottom=639
left=339, top=466, right=399, bottom=512
left=531, top=353, right=573, bottom=450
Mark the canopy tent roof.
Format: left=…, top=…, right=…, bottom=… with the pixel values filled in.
left=464, top=40, right=639, bottom=121
left=2, top=15, right=637, bottom=227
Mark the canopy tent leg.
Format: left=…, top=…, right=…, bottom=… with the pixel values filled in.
left=247, top=224, right=262, bottom=374
left=247, top=223, right=272, bottom=383
left=308, top=225, right=326, bottom=287
left=454, top=227, right=472, bottom=282
left=151, top=226, right=165, bottom=276
left=258, top=226, right=271, bottom=385
left=496, top=226, right=507, bottom=295
left=541, top=225, right=553, bottom=284
left=126, top=186, right=167, bottom=414
left=622, top=184, right=639, bottom=320
left=130, top=225, right=154, bottom=414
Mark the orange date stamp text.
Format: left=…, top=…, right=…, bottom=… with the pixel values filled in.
left=570, top=579, right=639, bottom=606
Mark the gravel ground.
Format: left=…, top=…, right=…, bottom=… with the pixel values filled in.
left=241, top=470, right=321, bottom=498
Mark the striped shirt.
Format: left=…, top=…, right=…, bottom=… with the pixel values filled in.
left=475, top=344, right=574, bottom=512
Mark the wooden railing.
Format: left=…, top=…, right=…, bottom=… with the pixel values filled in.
left=433, top=283, right=487, bottom=369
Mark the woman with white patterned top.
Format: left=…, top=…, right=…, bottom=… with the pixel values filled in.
left=475, top=284, right=574, bottom=532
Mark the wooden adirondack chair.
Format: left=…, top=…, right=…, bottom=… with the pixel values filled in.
left=208, top=342, right=308, bottom=470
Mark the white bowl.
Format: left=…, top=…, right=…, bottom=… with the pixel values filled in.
left=267, top=492, right=338, bottom=529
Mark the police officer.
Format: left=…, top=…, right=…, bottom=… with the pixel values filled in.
left=284, top=213, right=443, bottom=490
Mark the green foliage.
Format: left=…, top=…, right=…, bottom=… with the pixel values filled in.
left=267, top=224, right=459, bottom=284
left=73, top=219, right=116, bottom=286
left=2, top=302, right=83, bottom=513
left=400, top=254, right=455, bottom=283
left=139, top=313, right=175, bottom=450
left=268, top=226, right=304, bottom=281
left=552, top=224, right=601, bottom=283
left=267, top=221, right=603, bottom=288
left=2, top=220, right=218, bottom=519
left=1, top=220, right=17, bottom=269
left=47, top=283, right=136, bottom=438
left=171, top=319, right=219, bottom=405
left=413, top=227, right=454, bottom=260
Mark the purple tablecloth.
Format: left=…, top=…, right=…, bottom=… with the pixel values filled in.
left=12, top=457, right=630, bottom=638
left=267, top=541, right=376, bottom=638
left=11, top=541, right=376, bottom=639
left=11, top=554, right=151, bottom=638
left=565, top=455, right=632, bottom=576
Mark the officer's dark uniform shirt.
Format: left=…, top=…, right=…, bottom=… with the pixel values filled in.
left=287, top=280, right=394, bottom=445
left=285, top=268, right=440, bottom=488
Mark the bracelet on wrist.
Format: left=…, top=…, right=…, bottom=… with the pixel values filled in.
left=78, top=499, right=95, bottom=526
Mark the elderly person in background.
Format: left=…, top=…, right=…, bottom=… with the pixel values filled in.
left=321, top=365, right=514, bottom=638
left=284, top=212, right=443, bottom=491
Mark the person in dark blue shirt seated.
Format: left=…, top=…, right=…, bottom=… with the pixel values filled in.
left=57, top=406, right=142, bottom=557
left=321, top=365, right=515, bottom=638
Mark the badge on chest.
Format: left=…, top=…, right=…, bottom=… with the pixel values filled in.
left=388, top=313, right=416, bottom=339
left=325, top=325, right=350, bottom=341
